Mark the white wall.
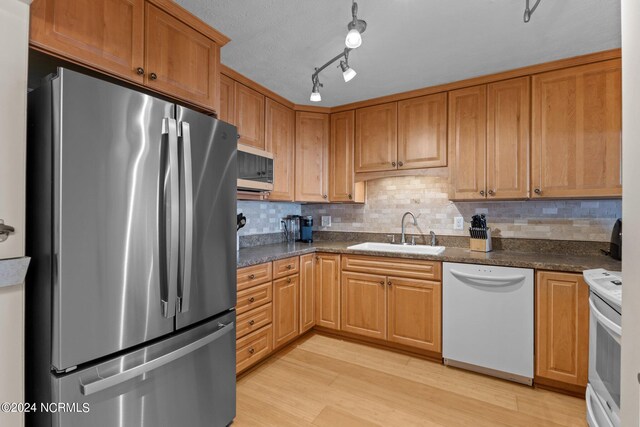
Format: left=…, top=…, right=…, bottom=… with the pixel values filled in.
left=621, top=0, right=640, bottom=425
left=0, top=1, right=30, bottom=427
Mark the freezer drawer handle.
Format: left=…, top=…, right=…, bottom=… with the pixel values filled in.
left=80, top=322, right=234, bottom=396
left=588, top=297, right=622, bottom=338
left=449, top=269, right=526, bottom=286
left=178, top=121, right=194, bottom=314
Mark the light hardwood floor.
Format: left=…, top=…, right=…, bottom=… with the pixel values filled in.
left=235, top=333, right=587, bottom=427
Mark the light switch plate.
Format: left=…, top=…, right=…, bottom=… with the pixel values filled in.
left=321, top=216, right=332, bottom=227
left=454, top=217, right=464, bottom=230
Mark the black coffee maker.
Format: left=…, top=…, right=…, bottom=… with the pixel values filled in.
left=299, top=216, right=313, bottom=243
left=609, top=218, right=622, bottom=261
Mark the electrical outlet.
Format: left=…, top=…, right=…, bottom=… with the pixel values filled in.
left=279, top=220, right=284, bottom=230
left=454, top=216, right=464, bottom=230
left=321, top=216, right=332, bottom=227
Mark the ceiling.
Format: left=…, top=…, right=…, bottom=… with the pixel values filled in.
left=176, top=0, right=621, bottom=107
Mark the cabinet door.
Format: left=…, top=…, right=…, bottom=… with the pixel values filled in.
left=448, top=86, right=487, bottom=200
left=536, top=271, right=589, bottom=388
left=235, top=82, right=265, bottom=149
left=219, top=73, right=235, bottom=124
left=355, top=103, right=398, bottom=172
left=295, top=112, right=329, bottom=202
left=299, top=254, right=315, bottom=334
left=531, top=60, right=622, bottom=198
left=330, top=110, right=357, bottom=202
left=341, top=272, right=387, bottom=340
left=266, top=99, right=295, bottom=201
left=145, top=4, right=218, bottom=110
left=486, top=77, right=530, bottom=200
left=273, top=275, right=299, bottom=349
left=397, top=93, right=447, bottom=169
left=30, top=0, right=145, bottom=84
left=315, top=254, right=341, bottom=330
left=388, top=277, right=441, bottom=352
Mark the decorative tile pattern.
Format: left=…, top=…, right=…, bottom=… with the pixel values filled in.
left=237, top=201, right=300, bottom=236
left=301, top=176, right=621, bottom=242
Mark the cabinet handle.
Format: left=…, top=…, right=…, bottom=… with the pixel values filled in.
left=479, top=190, right=485, bottom=196
left=488, top=190, right=495, bottom=196
left=248, top=320, right=255, bottom=326
left=248, top=348, right=255, bottom=354
left=248, top=297, right=255, bottom=303
left=348, top=194, right=352, bottom=200
left=248, top=274, right=255, bottom=280
left=398, top=161, right=404, bottom=167
left=150, top=72, right=158, bottom=80
left=286, top=264, right=292, bottom=270
left=534, top=188, right=542, bottom=195
left=136, top=67, right=145, bottom=75
left=287, top=277, right=292, bottom=283
left=391, top=161, right=396, bottom=167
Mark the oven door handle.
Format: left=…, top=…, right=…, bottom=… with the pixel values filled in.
left=589, top=297, right=622, bottom=338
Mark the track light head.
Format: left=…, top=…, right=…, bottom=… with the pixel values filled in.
left=310, top=76, right=322, bottom=102
left=345, top=1, right=366, bottom=49
left=340, top=60, right=357, bottom=82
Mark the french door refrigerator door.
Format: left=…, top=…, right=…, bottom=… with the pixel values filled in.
left=174, top=106, right=237, bottom=329
left=52, top=311, right=236, bottom=427
left=51, top=69, right=175, bottom=371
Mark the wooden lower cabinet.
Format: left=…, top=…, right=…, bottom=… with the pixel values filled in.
left=236, top=325, right=272, bottom=374
left=299, top=254, right=316, bottom=333
left=388, top=277, right=441, bottom=352
left=236, top=302, right=272, bottom=339
left=273, top=274, right=300, bottom=349
left=315, top=254, right=341, bottom=330
left=535, top=271, right=590, bottom=390
left=341, top=272, right=387, bottom=340
left=237, top=282, right=272, bottom=315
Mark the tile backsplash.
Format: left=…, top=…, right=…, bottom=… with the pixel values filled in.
left=237, top=201, right=300, bottom=236
left=301, top=176, right=621, bottom=242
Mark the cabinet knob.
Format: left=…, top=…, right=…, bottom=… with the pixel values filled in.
left=391, top=161, right=396, bottom=167
left=488, top=190, right=495, bottom=196
left=287, top=277, right=292, bottom=283
left=379, top=280, right=385, bottom=285
left=348, top=194, right=352, bottom=200
left=248, top=274, right=255, bottom=280
left=286, top=264, right=292, bottom=270
left=149, top=72, right=158, bottom=80
left=387, top=281, right=392, bottom=286
left=248, top=320, right=255, bottom=326
left=136, top=67, right=145, bottom=75
left=248, top=297, right=255, bottom=303
left=534, top=188, right=542, bottom=195
left=398, top=161, right=404, bottom=167
left=248, top=347, right=255, bottom=354
left=479, top=190, right=485, bottom=196
left=323, top=194, right=328, bottom=199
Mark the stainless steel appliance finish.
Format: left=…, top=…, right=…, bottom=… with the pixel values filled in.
left=237, top=145, right=274, bottom=191
left=26, top=68, right=237, bottom=427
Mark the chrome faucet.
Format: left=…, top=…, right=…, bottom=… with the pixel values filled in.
left=430, top=231, right=436, bottom=246
left=401, top=211, right=418, bottom=245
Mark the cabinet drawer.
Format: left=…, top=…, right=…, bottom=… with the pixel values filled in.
left=273, top=256, right=300, bottom=279
left=342, top=255, right=441, bottom=280
left=237, top=282, right=272, bottom=315
left=236, top=302, right=273, bottom=339
left=236, top=325, right=272, bottom=373
left=237, top=262, right=273, bottom=291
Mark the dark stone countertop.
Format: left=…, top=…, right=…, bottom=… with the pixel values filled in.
left=237, top=241, right=621, bottom=273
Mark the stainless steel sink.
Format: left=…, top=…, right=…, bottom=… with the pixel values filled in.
left=347, top=242, right=445, bottom=255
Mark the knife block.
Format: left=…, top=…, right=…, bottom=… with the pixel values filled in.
left=469, top=228, right=492, bottom=252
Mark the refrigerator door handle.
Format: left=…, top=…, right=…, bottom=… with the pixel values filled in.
left=178, top=121, right=194, bottom=313
left=161, top=117, right=179, bottom=318
left=80, top=322, right=234, bottom=396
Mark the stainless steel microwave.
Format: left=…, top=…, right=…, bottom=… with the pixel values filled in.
left=237, top=144, right=274, bottom=192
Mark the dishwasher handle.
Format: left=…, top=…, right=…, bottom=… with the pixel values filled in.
left=449, top=269, right=526, bottom=286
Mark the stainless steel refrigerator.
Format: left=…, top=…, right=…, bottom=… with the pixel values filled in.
left=26, top=68, right=237, bottom=427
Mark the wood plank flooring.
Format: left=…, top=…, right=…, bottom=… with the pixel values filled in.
left=235, top=333, right=587, bottom=426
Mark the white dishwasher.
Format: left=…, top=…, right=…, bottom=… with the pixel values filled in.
left=443, top=262, right=534, bottom=385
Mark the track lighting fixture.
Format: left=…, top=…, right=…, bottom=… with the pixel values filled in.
left=309, top=1, right=367, bottom=102
left=523, top=0, right=542, bottom=22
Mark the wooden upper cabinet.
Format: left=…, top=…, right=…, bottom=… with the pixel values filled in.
left=315, top=254, right=341, bottom=330
left=448, top=86, right=487, bottom=200
left=265, top=99, right=295, bottom=201
left=219, top=73, right=235, bottom=124
left=30, top=0, right=145, bottom=83
left=486, top=77, right=530, bottom=199
left=388, top=277, right=441, bottom=353
left=397, top=93, right=447, bottom=169
left=536, top=271, right=590, bottom=389
left=145, top=4, right=218, bottom=110
left=341, top=272, right=387, bottom=340
left=299, top=254, right=315, bottom=334
left=273, top=275, right=300, bottom=349
left=235, top=82, right=265, bottom=149
left=330, top=110, right=364, bottom=203
left=355, top=102, right=398, bottom=172
left=532, top=60, right=622, bottom=198
left=295, top=112, right=330, bottom=202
